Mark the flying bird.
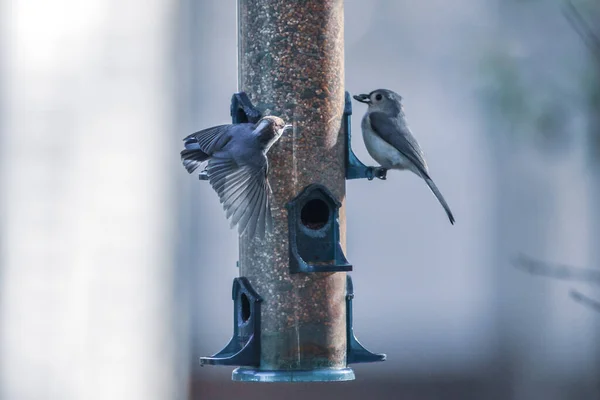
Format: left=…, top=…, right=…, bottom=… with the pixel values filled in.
left=353, top=89, right=455, bottom=224
left=181, top=116, right=290, bottom=237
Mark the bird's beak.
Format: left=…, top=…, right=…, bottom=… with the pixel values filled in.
left=353, top=93, right=371, bottom=104
left=279, top=124, right=293, bottom=135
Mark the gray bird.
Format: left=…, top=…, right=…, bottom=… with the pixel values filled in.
left=181, top=116, right=290, bottom=237
left=353, top=89, right=455, bottom=224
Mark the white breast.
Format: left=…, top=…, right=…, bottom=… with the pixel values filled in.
left=361, top=117, right=408, bottom=170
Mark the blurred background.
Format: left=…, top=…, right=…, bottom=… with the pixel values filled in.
left=1, top=0, right=600, bottom=399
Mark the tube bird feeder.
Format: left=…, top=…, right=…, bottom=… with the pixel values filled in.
left=199, top=0, right=385, bottom=382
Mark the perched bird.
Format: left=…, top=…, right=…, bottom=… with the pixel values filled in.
left=181, top=116, right=290, bottom=237
left=353, top=89, right=455, bottom=224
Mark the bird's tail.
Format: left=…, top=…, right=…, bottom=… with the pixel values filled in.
left=180, top=145, right=209, bottom=174
left=424, top=177, right=455, bottom=225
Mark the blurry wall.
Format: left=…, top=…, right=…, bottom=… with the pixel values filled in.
left=0, top=0, right=185, bottom=399
left=482, top=2, right=600, bottom=399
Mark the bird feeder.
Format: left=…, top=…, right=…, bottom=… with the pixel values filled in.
left=198, top=0, right=386, bottom=382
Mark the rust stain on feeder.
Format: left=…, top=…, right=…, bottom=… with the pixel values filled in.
left=237, top=0, right=347, bottom=370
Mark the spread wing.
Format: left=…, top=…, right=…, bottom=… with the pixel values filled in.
left=181, top=124, right=234, bottom=173
left=206, top=155, right=272, bottom=237
left=369, top=112, right=430, bottom=179
left=183, top=124, right=234, bottom=154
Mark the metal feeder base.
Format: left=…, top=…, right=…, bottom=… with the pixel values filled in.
left=232, top=367, right=355, bottom=383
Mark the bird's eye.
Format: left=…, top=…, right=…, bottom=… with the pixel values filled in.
left=375, top=94, right=383, bottom=101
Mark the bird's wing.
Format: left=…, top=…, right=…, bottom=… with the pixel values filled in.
left=368, top=112, right=430, bottom=179
left=181, top=124, right=237, bottom=173
left=183, top=124, right=234, bottom=155
left=207, top=155, right=272, bottom=238
left=370, top=112, right=455, bottom=224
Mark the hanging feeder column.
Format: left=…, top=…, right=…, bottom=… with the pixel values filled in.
left=199, top=0, right=385, bottom=382
left=237, top=0, right=348, bottom=379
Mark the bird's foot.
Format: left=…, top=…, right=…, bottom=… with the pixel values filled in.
left=375, top=167, right=387, bottom=180
left=366, top=167, right=387, bottom=180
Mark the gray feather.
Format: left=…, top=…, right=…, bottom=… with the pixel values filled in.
left=206, top=156, right=272, bottom=237
left=184, top=125, right=233, bottom=154
left=369, top=112, right=429, bottom=178
left=236, top=177, right=262, bottom=235
left=253, top=182, right=267, bottom=238
left=424, top=178, right=455, bottom=225
left=369, top=111, right=455, bottom=225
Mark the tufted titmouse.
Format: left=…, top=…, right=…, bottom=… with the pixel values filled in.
left=354, top=89, right=455, bottom=224
left=181, top=116, right=290, bottom=237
